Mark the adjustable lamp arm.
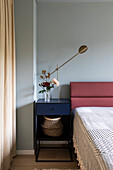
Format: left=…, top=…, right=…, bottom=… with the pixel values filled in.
left=50, top=45, right=88, bottom=76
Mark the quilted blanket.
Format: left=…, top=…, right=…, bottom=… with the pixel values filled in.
left=73, top=107, right=113, bottom=170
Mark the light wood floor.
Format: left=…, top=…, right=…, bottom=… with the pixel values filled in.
left=11, top=149, right=79, bottom=170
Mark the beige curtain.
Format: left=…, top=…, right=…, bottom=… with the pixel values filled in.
left=0, top=0, right=16, bottom=169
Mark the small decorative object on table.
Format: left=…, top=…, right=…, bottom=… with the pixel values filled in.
left=39, top=70, right=59, bottom=102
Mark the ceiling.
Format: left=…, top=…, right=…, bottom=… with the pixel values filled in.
left=37, top=0, right=113, bottom=2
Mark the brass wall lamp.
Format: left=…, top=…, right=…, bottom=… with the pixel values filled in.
left=51, top=45, right=88, bottom=76
left=50, top=45, right=88, bottom=98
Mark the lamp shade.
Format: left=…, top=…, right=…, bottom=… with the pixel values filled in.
left=78, top=45, right=88, bottom=54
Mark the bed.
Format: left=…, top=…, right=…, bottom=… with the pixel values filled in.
left=70, top=82, right=113, bottom=170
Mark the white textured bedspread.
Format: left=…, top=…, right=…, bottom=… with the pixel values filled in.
left=73, top=107, right=113, bottom=170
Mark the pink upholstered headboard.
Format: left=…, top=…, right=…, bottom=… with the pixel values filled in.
left=70, top=82, right=113, bottom=110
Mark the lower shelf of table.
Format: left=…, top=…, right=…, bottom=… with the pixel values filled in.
left=37, top=137, right=71, bottom=141
left=35, top=143, right=73, bottom=162
left=38, top=148, right=71, bottom=162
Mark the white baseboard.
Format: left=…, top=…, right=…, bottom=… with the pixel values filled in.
left=16, top=150, right=34, bottom=155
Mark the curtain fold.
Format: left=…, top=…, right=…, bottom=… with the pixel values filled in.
left=0, top=0, right=16, bottom=169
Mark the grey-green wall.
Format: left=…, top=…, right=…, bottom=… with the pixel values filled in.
left=14, top=0, right=33, bottom=150
left=37, top=2, right=113, bottom=100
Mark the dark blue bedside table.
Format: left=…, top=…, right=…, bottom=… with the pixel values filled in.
left=34, top=99, right=73, bottom=162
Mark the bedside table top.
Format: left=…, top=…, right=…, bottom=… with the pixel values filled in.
left=36, top=99, right=70, bottom=104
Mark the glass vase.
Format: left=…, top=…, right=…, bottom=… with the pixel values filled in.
left=44, top=91, right=50, bottom=102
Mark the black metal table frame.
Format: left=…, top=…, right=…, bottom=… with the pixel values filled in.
left=34, top=100, right=73, bottom=162
left=35, top=139, right=73, bottom=162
